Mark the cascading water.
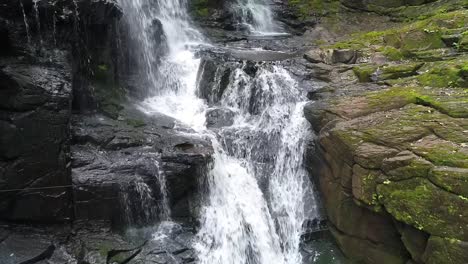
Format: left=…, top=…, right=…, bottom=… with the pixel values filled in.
left=233, top=0, right=284, bottom=35
left=119, top=0, right=320, bottom=263
left=121, top=154, right=171, bottom=226
left=195, top=63, right=318, bottom=264
left=32, top=0, right=43, bottom=46
left=19, top=0, right=31, bottom=46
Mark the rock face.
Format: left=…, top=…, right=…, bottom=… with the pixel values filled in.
left=303, top=4, right=468, bottom=263
left=0, top=59, right=73, bottom=222
left=0, top=222, right=198, bottom=264
left=0, top=0, right=214, bottom=227
left=71, top=110, right=212, bottom=227
left=0, top=0, right=78, bottom=222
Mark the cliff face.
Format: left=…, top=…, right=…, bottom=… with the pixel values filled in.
left=0, top=0, right=212, bottom=227
left=301, top=0, right=468, bottom=263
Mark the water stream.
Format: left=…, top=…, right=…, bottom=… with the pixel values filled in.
left=233, top=0, right=284, bottom=35
left=119, top=0, right=323, bottom=263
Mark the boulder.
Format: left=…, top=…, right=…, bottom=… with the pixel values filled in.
left=304, top=48, right=359, bottom=65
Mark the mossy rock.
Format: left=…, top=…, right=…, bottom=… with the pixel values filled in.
left=422, top=236, right=468, bottom=264
left=405, top=48, right=455, bottom=62
left=325, top=10, right=468, bottom=61
left=377, top=177, right=468, bottom=240
left=125, top=118, right=146, bottom=128
left=459, top=33, right=468, bottom=51
left=429, top=167, right=468, bottom=196
left=381, top=63, right=424, bottom=80
left=416, top=58, right=468, bottom=88
left=288, top=0, right=341, bottom=19
left=399, top=30, right=445, bottom=51
left=352, top=164, right=385, bottom=209
left=381, top=151, right=434, bottom=181
left=411, top=135, right=468, bottom=168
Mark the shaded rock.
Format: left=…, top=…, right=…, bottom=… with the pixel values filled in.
left=330, top=224, right=409, bottom=264
left=332, top=49, right=359, bottom=64
left=399, top=224, right=429, bottom=264
left=0, top=60, right=73, bottom=223
left=422, top=236, right=468, bottom=264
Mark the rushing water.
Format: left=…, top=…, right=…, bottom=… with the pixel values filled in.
left=233, top=0, right=285, bottom=35
left=119, top=0, right=320, bottom=263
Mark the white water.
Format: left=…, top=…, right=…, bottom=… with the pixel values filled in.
left=119, top=0, right=319, bottom=263
left=19, top=0, right=31, bottom=46
left=234, top=0, right=285, bottom=35
left=32, top=0, right=43, bottom=45
left=121, top=154, right=171, bottom=225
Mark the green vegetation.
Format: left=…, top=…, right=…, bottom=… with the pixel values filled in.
left=288, top=0, right=340, bottom=19
left=323, top=10, right=468, bottom=61
left=92, top=63, right=126, bottom=119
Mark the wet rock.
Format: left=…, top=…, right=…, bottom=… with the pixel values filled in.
left=71, top=110, right=212, bottom=227
left=0, top=59, right=73, bottom=223
left=197, top=58, right=232, bottom=104
left=206, top=108, right=235, bottom=128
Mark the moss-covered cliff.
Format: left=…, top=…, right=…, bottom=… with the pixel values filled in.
left=302, top=0, right=468, bottom=263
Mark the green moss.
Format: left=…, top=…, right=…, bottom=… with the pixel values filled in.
left=324, top=10, right=468, bottom=60
left=412, top=140, right=468, bottom=168
left=94, top=82, right=125, bottom=119
left=353, top=65, right=376, bottom=82
left=366, top=87, right=419, bottom=107
left=125, top=119, right=146, bottom=128
left=459, top=34, right=468, bottom=51
left=288, top=0, right=340, bottom=19
left=422, top=236, right=468, bottom=264
left=417, top=68, right=460, bottom=88
left=190, top=0, right=213, bottom=17
left=377, top=178, right=468, bottom=240
left=379, top=46, right=405, bottom=61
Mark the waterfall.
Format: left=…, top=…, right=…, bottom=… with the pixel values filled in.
left=195, top=63, right=318, bottom=264
left=19, top=0, right=31, bottom=46
left=119, top=0, right=319, bottom=263
left=121, top=154, right=171, bottom=226
left=233, top=0, right=284, bottom=35
left=32, top=0, right=43, bottom=46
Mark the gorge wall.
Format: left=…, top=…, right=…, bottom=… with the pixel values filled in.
left=0, top=0, right=212, bottom=227
left=300, top=0, right=468, bottom=263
